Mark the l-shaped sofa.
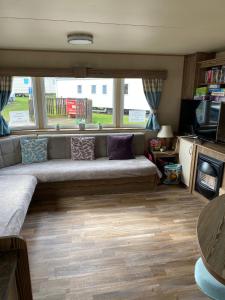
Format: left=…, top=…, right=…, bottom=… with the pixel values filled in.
left=0, top=132, right=159, bottom=299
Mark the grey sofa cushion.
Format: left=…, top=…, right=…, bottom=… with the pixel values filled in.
left=44, top=135, right=71, bottom=159
left=0, top=156, right=157, bottom=183
left=0, top=135, right=37, bottom=169
left=0, top=175, right=37, bottom=236
left=0, top=137, right=21, bottom=168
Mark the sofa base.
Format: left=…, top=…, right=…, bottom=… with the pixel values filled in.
left=34, top=175, right=158, bottom=199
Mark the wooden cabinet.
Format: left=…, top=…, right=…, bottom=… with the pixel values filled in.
left=178, top=138, right=195, bottom=187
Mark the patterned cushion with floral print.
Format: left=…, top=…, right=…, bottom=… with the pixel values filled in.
left=20, top=137, right=48, bottom=164
left=71, top=137, right=95, bottom=160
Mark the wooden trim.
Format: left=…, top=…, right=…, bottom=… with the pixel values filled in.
left=10, top=127, right=147, bottom=136
left=32, top=77, right=46, bottom=129
left=34, top=175, right=158, bottom=200
left=114, top=79, right=122, bottom=127
left=188, top=142, right=198, bottom=193
left=0, top=48, right=184, bottom=57
left=0, top=236, right=33, bottom=300
left=0, top=67, right=87, bottom=77
left=0, top=67, right=167, bottom=79
left=87, top=68, right=167, bottom=79
left=198, top=57, right=225, bottom=69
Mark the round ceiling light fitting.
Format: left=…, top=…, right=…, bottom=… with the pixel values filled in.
left=67, top=33, right=93, bottom=45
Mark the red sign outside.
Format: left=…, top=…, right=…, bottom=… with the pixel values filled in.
left=66, top=99, right=86, bottom=118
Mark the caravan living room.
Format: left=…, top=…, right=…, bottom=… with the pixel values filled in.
left=1, top=1, right=225, bottom=299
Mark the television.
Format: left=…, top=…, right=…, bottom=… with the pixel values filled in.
left=179, top=99, right=225, bottom=143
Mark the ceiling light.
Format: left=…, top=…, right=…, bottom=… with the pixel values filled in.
left=67, top=33, right=93, bottom=45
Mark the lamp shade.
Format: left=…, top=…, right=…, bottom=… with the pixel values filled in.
left=157, top=125, right=173, bottom=138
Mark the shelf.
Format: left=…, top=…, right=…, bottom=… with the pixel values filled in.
left=198, top=57, right=225, bottom=69
left=153, top=150, right=177, bottom=158
left=199, top=82, right=225, bottom=86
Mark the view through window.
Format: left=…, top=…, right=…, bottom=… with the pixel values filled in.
left=122, top=79, right=149, bottom=126
left=2, top=76, right=36, bottom=128
left=44, top=78, right=114, bottom=128
left=3, top=77, right=150, bottom=130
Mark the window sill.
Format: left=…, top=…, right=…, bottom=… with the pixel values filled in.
left=11, top=127, right=147, bottom=136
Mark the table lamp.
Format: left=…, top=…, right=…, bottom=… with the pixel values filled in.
left=157, top=125, right=174, bottom=150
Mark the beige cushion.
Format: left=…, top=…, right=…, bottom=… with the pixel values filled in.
left=0, top=156, right=157, bottom=183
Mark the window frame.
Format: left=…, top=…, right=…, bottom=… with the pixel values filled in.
left=120, top=79, right=149, bottom=128
left=8, top=76, right=149, bottom=131
left=5, top=76, right=39, bottom=131
left=43, top=77, right=116, bottom=129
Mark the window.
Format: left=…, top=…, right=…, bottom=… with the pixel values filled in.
left=2, top=76, right=37, bottom=128
left=102, top=85, right=107, bottom=94
left=122, top=79, right=149, bottom=127
left=5, top=76, right=150, bottom=131
left=44, top=78, right=114, bottom=128
left=77, top=85, right=82, bottom=94
left=91, top=85, right=96, bottom=94
left=124, top=84, right=128, bottom=95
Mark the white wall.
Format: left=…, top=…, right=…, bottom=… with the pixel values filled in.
left=0, top=50, right=184, bottom=130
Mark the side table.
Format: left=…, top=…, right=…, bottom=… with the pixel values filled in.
left=152, top=151, right=179, bottom=184
left=152, top=150, right=178, bottom=160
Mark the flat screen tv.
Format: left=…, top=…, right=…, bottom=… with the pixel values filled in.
left=179, top=99, right=225, bottom=143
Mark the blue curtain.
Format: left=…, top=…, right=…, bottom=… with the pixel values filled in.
left=0, top=76, right=12, bottom=136
left=142, top=78, right=163, bottom=130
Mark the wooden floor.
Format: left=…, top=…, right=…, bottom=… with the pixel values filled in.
left=21, top=186, right=209, bottom=300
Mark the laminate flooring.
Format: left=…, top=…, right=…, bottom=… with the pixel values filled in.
left=21, top=186, right=209, bottom=300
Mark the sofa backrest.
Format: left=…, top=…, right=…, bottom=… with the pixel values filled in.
left=0, top=136, right=22, bottom=168
left=0, top=135, right=37, bottom=168
left=41, top=133, right=145, bottom=159
left=0, top=132, right=145, bottom=168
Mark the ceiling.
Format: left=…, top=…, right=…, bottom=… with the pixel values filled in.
left=1, top=0, right=225, bottom=55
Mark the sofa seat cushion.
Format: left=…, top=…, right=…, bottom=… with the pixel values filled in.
left=0, top=175, right=37, bottom=236
left=0, top=156, right=158, bottom=183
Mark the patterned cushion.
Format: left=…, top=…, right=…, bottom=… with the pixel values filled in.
left=20, top=138, right=48, bottom=164
left=71, top=137, right=95, bottom=160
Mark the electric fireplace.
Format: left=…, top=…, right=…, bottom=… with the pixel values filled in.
left=195, top=154, right=224, bottom=200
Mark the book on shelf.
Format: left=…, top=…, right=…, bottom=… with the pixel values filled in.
left=205, top=66, right=225, bottom=84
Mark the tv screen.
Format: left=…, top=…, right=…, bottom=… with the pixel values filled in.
left=179, top=99, right=221, bottom=142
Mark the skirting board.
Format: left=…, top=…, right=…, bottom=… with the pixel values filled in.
left=34, top=175, right=158, bottom=199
